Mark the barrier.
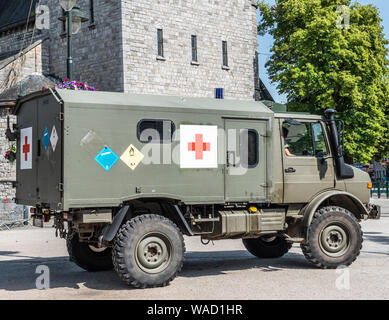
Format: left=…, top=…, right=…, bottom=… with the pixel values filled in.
left=370, top=181, right=389, bottom=199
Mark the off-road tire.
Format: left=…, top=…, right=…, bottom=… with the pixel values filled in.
left=300, top=206, right=363, bottom=269
left=112, top=214, right=185, bottom=288
left=243, top=236, right=292, bottom=258
left=66, top=235, right=113, bottom=271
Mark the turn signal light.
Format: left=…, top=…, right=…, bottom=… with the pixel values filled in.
left=249, top=206, right=258, bottom=213
left=367, top=182, right=373, bottom=189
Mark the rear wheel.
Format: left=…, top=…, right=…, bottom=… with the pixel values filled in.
left=112, top=214, right=185, bottom=288
left=243, top=235, right=292, bottom=258
left=66, top=235, right=113, bottom=271
left=301, top=206, right=363, bottom=269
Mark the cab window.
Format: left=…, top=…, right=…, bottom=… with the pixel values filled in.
left=282, top=121, right=328, bottom=157
left=311, top=122, right=328, bottom=156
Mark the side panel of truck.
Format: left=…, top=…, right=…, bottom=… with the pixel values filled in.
left=62, top=103, right=272, bottom=210
left=63, top=103, right=226, bottom=209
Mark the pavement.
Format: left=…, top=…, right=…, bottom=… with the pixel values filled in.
left=0, top=199, right=388, bottom=300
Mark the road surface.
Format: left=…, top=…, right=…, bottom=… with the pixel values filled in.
left=0, top=199, right=388, bottom=300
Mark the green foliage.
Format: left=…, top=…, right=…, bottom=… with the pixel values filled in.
left=258, top=0, right=389, bottom=163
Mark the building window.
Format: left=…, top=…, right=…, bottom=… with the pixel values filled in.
left=222, top=41, right=228, bottom=67
left=191, top=35, right=198, bottom=62
left=240, top=129, right=259, bottom=168
left=61, top=9, right=66, bottom=33
left=157, top=29, right=164, bottom=57
left=137, top=119, right=175, bottom=143
left=89, top=0, right=95, bottom=24
left=215, top=88, right=224, bottom=99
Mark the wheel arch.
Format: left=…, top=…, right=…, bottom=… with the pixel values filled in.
left=301, top=190, right=368, bottom=236
left=102, top=198, right=193, bottom=243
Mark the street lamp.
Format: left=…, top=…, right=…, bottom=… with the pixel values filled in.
left=58, top=1, right=88, bottom=81
left=59, top=0, right=76, bottom=12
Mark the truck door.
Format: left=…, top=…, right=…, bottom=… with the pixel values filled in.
left=281, top=119, right=335, bottom=203
left=16, top=93, right=62, bottom=209
left=16, top=98, right=38, bottom=206
left=224, top=119, right=268, bottom=202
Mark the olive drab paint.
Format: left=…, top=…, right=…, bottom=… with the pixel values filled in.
left=13, top=89, right=372, bottom=211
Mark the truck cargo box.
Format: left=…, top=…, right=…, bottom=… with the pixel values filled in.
left=13, top=89, right=274, bottom=211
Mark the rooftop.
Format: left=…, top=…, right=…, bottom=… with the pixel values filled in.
left=15, top=89, right=274, bottom=117
left=0, top=0, right=38, bottom=33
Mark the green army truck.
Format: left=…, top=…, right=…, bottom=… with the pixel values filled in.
left=8, top=89, right=380, bottom=288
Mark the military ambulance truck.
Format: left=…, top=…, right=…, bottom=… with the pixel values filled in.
left=8, top=89, right=380, bottom=288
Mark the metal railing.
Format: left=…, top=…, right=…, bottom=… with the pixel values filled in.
left=0, top=200, right=29, bottom=230
left=371, top=181, right=389, bottom=199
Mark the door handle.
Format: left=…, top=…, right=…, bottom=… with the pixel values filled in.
left=227, top=151, right=236, bottom=167
left=37, top=139, right=41, bottom=157
left=285, top=167, right=296, bottom=173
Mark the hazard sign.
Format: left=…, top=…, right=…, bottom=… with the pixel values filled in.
left=50, top=126, right=58, bottom=152
left=120, top=144, right=144, bottom=171
left=94, top=146, right=119, bottom=172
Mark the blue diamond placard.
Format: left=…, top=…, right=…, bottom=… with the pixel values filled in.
left=42, top=127, right=50, bottom=151
left=94, top=147, right=119, bottom=172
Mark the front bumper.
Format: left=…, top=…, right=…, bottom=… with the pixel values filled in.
left=366, top=203, right=381, bottom=220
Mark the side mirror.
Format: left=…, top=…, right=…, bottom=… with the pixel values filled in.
left=316, top=151, right=331, bottom=163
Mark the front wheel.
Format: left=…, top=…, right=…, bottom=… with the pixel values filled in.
left=301, top=206, right=363, bottom=269
left=112, top=214, right=185, bottom=288
left=243, top=235, right=292, bottom=258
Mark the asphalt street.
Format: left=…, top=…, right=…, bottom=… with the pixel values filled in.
left=0, top=199, right=388, bottom=300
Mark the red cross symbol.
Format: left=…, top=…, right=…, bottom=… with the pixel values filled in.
left=188, top=134, right=211, bottom=160
left=22, top=136, right=30, bottom=161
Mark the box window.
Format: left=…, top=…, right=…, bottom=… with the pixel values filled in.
left=137, top=119, right=175, bottom=143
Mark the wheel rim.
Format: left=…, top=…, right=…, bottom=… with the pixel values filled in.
left=135, top=233, right=172, bottom=274
left=319, top=223, right=350, bottom=257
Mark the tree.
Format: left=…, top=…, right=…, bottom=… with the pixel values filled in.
left=258, top=0, right=389, bottom=163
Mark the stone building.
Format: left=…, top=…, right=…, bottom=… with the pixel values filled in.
left=0, top=0, right=272, bottom=202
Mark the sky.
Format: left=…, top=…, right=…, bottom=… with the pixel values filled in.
left=258, top=0, right=389, bottom=103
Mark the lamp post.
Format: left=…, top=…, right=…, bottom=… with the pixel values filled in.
left=58, top=0, right=88, bottom=81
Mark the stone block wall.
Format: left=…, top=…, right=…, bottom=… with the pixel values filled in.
left=44, top=0, right=124, bottom=92
left=0, top=40, right=46, bottom=91
left=0, top=108, right=16, bottom=201
left=121, top=0, right=258, bottom=100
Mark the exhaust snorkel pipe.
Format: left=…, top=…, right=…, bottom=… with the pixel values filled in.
left=325, top=109, right=354, bottom=179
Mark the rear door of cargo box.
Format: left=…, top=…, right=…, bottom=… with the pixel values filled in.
left=16, top=98, right=38, bottom=206
left=16, top=93, right=63, bottom=209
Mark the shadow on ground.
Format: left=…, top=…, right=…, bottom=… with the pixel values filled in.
left=0, top=250, right=311, bottom=292
left=363, top=232, right=389, bottom=246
